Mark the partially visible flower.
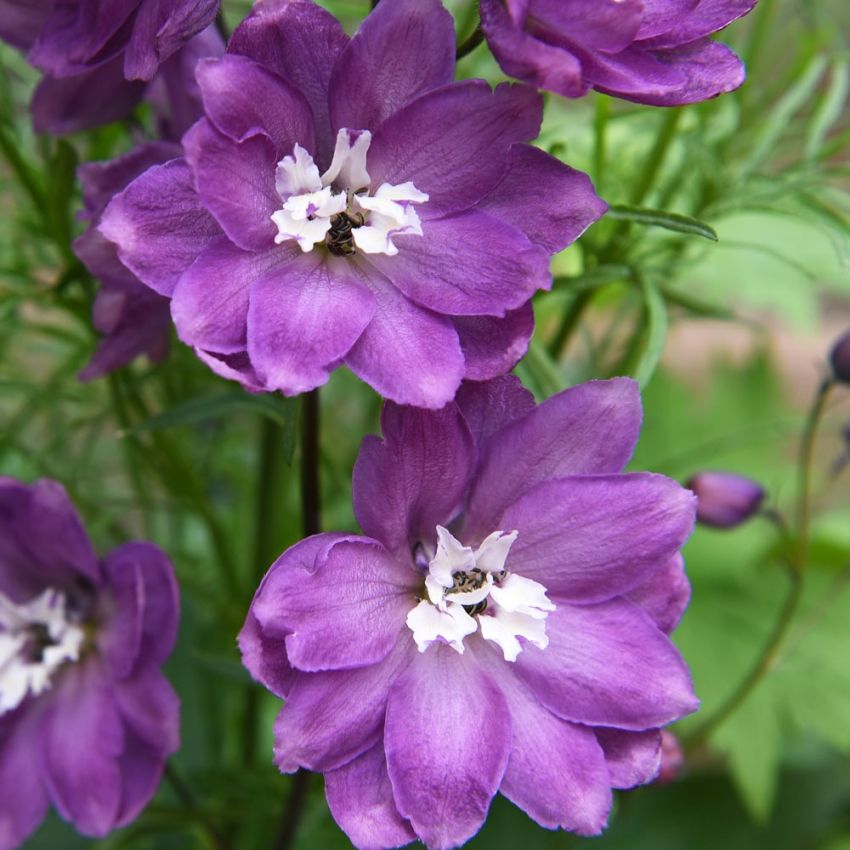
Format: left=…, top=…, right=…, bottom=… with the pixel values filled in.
left=687, top=470, right=765, bottom=529
left=829, top=328, right=850, bottom=385
left=656, top=730, right=684, bottom=783
left=72, top=28, right=223, bottom=380
left=0, top=478, right=180, bottom=848
left=0, top=0, right=219, bottom=133
left=480, top=0, right=757, bottom=106
left=98, top=0, right=606, bottom=409
left=241, top=376, right=698, bottom=849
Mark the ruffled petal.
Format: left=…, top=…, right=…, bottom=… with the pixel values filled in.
left=454, top=303, right=534, bottom=381
left=627, top=553, right=691, bottom=634
left=455, top=375, right=535, bottom=448
left=595, top=727, right=662, bottom=789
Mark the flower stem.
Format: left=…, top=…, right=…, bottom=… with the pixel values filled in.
left=548, top=289, right=594, bottom=359
left=685, top=379, right=833, bottom=748
left=456, top=23, right=484, bottom=59
left=165, top=764, right=231, bottom=850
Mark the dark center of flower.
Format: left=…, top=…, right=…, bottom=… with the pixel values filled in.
left=326, top=211, right=365, bottom=256
left=21, top=623, right=54, bottom=663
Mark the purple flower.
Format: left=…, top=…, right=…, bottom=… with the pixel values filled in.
left=0, top=478, right=179, bottom=848
left=0, top=0, right=219, bottom=133
left=240, top=376, right=698, bottom=849
left=98, top=0, right=606, bottom=408
left=686, top=470, right=765, bottom=529
left=480, top=0, right=757, bottom=106
left=829, top=328, right=850, bottom=385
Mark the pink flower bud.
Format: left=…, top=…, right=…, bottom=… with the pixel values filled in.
left=686, top=471, right=765, bottom=529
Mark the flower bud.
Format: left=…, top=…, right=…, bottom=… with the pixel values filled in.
left=829, top=329, right=850, bottom=384
left=657, top=731, right=685, bottom=784
left=686, top=471, right=765, bottom=529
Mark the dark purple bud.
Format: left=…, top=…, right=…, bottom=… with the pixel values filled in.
left=657, top=731, right=685, bottom=784
left=829, top=329, right=850, bottom=384
left=686, top=471, right=765, bottom=529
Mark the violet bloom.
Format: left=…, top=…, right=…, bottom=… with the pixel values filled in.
left=686, top=470, right=764, bottom=529
left=241, top=376, right=698, bottom=849
left=0, top=478, right=179, bottom=848
left=0, top=0, right=218, bottom=133
left=480, top=0, right=757, bottom=106
left=98, top=0, right=606, bottom=409
left=72, top=29, right=223, bottom=380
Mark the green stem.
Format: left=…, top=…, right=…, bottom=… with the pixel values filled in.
left=0, top=124, right=46, bottom=214
left=548, top=289, right=594, bottom=360
left=593, top=95, right=610, bottom=190
left=165, top=764, right=231, bottom=850
left=456, top=23, right=484, bottom=60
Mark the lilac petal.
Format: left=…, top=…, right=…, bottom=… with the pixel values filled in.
left=454, top=303, right=534, bottom=381
left=99, top=542, right=179, bottom=677
left=370, top=210, right=550, bottom=317
left=515, top=600, right=699, bottom=730
left=31, top=60, right=146, bottom=135
left=531, top=0, right=644, bottom=51
left=113, top=731, right=167, bottom=828
left=595, top=728, right=662, bottom=789
left=480, top=0, right=587, bottom=98
left=636, top=0, right=701, bottom=40
left=483, top=648, right=611, bottom=835
left=478, top=144, right=607, bottom=253
left=240, top=533, right=350, bottom=697
left=123, top=0, right=218, bottom=80
left=385, top=644, right=511, bottom=850
left=246, top=254, right=375, bottom=395
left=274, top=637, right=413, bottom=773
left=464, top=378, right=643, bottom=538
left=344, top=276, right=465, bottom=409
left=325, top=742, right=416, bottom=850
left=639, top=0, right=758, bottom=48
left=501, top=473, right=696, bottom=602
left=41, top=660, right=124, bottom=836
left=229, top=0, right=349, bottom=168
left=627, top=553, right=691, bottom=634
left=455, top=375, right=535, bottom=447
left=330, top=0, right=454, bottom=133
left=195, top=54, right=315, bottom=155
left=0, top=708, right=49, bottom=848
left=0, top=478, right=99, bottom=599
left=0, top=0, right=50, bottom=50
left=171, top=237, right=291, bottom=353
left=194, top=348, right=266, bottom=392
left=252, top=537, right=415, bottom=672
left=183, top=118, right=279, bottom=252
left=368, top=80, right=543, bottom=217
left=352, top=401, right=476, bottom=556
left=99, top=158, right=220, bottom=297
left=113, top=667, right=180, bottom=755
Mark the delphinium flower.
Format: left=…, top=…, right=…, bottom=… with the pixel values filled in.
left=0, top=478, right=179, bottom=848
left=480, top=0, right=758, bottom=106
left=72, top=28, right=223, bottom=380
left=0, top=0, right=218, bottom=133
left=98, top=0, right=606, bottom=409
left=686, top=470, right=765, bottom=529
left=240, top=375, right=699, bottom=849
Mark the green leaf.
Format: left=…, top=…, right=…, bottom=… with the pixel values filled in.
left=45, top=139, right=78, bottom=252
left=630, top=275, right=668, bottom=388
left=607, top=205, right=718, bottom=241
left=805, top=59, right=849, bottom=162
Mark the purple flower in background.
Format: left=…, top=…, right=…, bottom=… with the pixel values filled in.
left=98, top=0, right=606, bottom=408
left=0, top=0, right=219, bottom=133
left=0, top=478, right=179, bottom=848
left=240, top=376, right=698, bottom=849
left=72, top=29, right=223, bottom=380
left=481, top=0, right=757, bottom=106
left=686, top=470, right=764, bottom=529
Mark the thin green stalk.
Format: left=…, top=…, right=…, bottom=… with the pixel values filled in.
left=593, top=95, right=610, bottom=190
left=165, top=764, right=231, bottom=850
left=456, top=24, right=484, bottom=59
left=0, top=124, right=46, bottom=213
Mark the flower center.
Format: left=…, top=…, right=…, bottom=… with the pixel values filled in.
left=0, top=588, right=85, bottom=714
left=406, top=526, right=555, bottom=662
left=270, top=128, right=428, bottom=257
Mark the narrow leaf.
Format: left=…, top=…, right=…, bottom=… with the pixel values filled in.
left=607, top=204, right=718, bottom=241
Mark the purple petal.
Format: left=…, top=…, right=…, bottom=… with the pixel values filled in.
left=330, top=0, right=455, bottom=133
left=635, top=0, right=701, bottom=40
left=274, top=637, right=412, bottom=773
left=368, top=80, right=543, bottom=217
left=252, top=537, right=415, bottom=672
left=344, top=277, right=465, bottom=409
left=370, top=210, right=550, bottom=317
left=455, top=375, right=535, bottom=447
left=478, top=144, right=607, bottom=253
left=195, top=54, right=315, bottom=155
left=123, top=0, right=218, bottom=80
left=639, top=0, right=758, bottom=48
left=228, top=0, right=349, bottom=168
left=482, top=647, right=611, bottom=835
left=194, top=348, right=266, bottom=392
left=530, top=0, right=644, bottom=52
left=515, top=599, right=699, bottom=730
left=385, top=644, right=511, bottom=850
left=0, top=708, right=49, bottom=848
left=31, top=59, right=146, bottom=135
left=325, top=743, right=416, bottom=850
left=454, top=303, right=534, bottom=381
left=246, top=254, right=375, bottom=395
left=99, top=158, right=220, bottom=297
left=240, top=533, right=350, bottom=698
left=171, top=238, right=291, bottom=353
left=41, top=660, right=124, bottom=836
left=183, top=118, right=279, bottom=252
left=0, top=0, right=50, bottom=50
left=627, top=553, right=691, bottom=634
left=501, top=473, right=696, bottom=602
left=113, top=667, right=180, bottom=755
left=463, top=378, right=643, bottom=538
left=352, top=401, right=476, bottom=556
left=113, top=730, right=168, bottom=828
left=595, top=728, right=662, bottom=789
